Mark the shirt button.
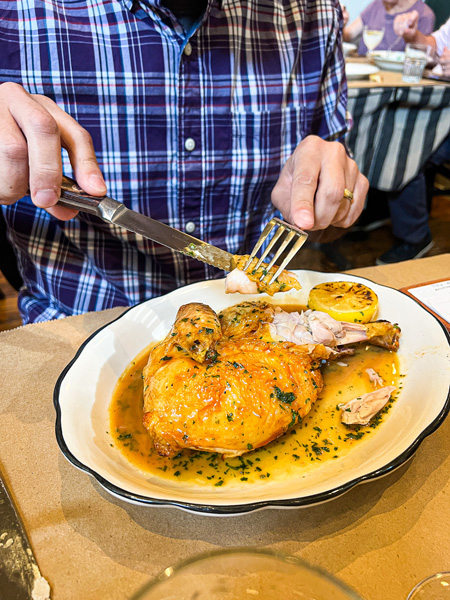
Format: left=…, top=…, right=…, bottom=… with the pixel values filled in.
left=185, top=137, right=196, bottom=151
left=184, top=42, right=192, bottom=56
left=185, top=221, right=196, bottom=233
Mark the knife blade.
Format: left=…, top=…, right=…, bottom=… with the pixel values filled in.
left=0, top=467, right=51, bottom=600
left=57, top=176, right=236, bottom=272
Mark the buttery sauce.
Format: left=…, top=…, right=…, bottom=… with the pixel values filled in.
left=109, top=309, right=402, bottom=487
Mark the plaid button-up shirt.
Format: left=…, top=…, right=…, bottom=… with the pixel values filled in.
left=0, top=0, right=347, bottom=323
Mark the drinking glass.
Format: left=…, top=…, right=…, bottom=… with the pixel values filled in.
left=407, top=572, right=450, bottom=599
left=402, top=43, right=432, bottom=83
left=130, top=548, right=364, bottom=600
left=362, top=26, right=384, bottom=56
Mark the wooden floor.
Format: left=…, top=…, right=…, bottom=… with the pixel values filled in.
left=1, top=192, right=449, bottom=333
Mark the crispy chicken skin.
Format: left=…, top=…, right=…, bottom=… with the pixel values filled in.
left=218, top=300, right=275, bottom=339
left=165, top=302, right=221, bottom=363
left=364, top=321, right=401, bottom=352
left=143, top=301, right=325, bottom=457
left=143, top=336, right=325, bottom=458
left=142, top=301, right=401, bottom=458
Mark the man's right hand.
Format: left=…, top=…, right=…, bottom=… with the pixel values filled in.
left=0, top=82, right=106, bottom=220
left=393, top=10, right=419, bottom=42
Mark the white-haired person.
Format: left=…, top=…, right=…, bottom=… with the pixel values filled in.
left=342, top=0, right=435, bottom=56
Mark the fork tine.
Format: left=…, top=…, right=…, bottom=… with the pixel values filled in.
left=242, top=219, right=277, bottom=271
left=252, top=225, right=285, bottom=272
left=260, top=230, right=296, bottom=279
left=267, top=231, right=308, bottom=285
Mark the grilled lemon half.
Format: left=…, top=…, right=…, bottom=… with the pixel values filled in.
left=308, top=281, right=378, bottom=323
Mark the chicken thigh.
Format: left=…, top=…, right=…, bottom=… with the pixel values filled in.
left=142, top=301, right=401, bottom=458
left=143, top=302, right=325, bottom=457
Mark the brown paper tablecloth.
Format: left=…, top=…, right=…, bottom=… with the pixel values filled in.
left=1, top=255, right=449, bottom=600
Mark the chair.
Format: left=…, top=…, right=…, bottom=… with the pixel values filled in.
left=432, top=162, right=450, bottom=196
left=0, top=210, right=23, bottom=292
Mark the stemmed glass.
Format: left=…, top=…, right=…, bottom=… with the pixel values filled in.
left=407, top=572, right=450, bottom=599
left=363, top=25, right=384, bottom=57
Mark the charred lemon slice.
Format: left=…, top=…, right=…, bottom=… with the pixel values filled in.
left=308, top=281, right=378, bottom=323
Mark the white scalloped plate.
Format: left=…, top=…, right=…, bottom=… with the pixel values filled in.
left=54, top=271, right=450, bottom=515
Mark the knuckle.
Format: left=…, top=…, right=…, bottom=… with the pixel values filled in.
left=332, top=140, right=346, bottom=156
left=0, top=81, right=25, bottom=99
left=34, top=164, right=61, bottom=178
left=1, top=138, right=28, bottom=164
left=302, top=135, right=320, bottom=148
left=292, top=171, right=316, bottom=187
left=73, top=126, right=93, bottom=148
left=29, top=111, right=59, bottom=137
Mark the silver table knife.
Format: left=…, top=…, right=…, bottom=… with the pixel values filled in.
left=57, top=175, right=236, bottom=272
left=0, top=467, right=51, bottom=599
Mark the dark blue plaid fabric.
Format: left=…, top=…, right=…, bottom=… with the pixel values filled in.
left=0, top=0, right=347, bottom=322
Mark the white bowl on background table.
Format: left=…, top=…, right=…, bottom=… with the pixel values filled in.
left=372, top=51, right=405, bottom=72
left=343, top=42, right=357, bottom=57
left=345, top=62, right=380, bottom=81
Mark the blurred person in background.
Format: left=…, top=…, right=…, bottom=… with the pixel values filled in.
left=374, top=134, right=449, bottom=265
left=394, top=13, right=450, bottom=75
left=368, top=14, right=450, bottom=265
left=342, top=0, right=435, bottom=55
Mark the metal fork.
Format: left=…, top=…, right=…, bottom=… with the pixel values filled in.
left=242, top=217, right=308, bottom=285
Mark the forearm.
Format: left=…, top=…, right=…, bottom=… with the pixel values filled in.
left=408, top=30, right=437, bottom=51
left=342, top=27, right=355, bottom=42
left=343, top=17, right=363, bottom=43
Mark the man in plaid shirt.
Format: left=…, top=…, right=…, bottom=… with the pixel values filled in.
left=0, top=0, right=368, bottom=323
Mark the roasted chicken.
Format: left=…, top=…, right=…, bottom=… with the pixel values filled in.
left=142, top=301, right=401, bottom=457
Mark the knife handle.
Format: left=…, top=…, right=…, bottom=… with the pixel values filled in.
left=58, top=174, right=106, bottom=216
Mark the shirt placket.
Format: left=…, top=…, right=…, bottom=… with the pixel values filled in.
left=178, top=33, right=203, bottom=240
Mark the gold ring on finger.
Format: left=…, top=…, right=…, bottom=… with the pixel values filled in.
left=343, top=188, right=354, bottom=202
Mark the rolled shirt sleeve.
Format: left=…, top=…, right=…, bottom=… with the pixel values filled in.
left=432, top=18, right=450, bottom=56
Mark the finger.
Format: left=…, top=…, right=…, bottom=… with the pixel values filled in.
left=307, top=143, right=349, bottom=230
left=34, top=95, right=106, bottom=197
left=6, top=88, right=63, bottom=210
left=333, top=171, right=368, bottom=228
left=11, top=98, right=77, bottom=222
left=326, top=161, right=359, bottom=227
left=0, top=106, right=29, bottom=204
left=287, top=143, right=322, bottom=230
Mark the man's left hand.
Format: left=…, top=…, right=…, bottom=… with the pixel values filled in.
left=271, top=136, right=368, bottom=232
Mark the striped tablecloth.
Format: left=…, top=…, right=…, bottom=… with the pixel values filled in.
left=347, top=83, right=450, bottom=191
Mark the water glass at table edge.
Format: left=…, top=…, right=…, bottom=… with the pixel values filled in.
left=129, top=548, right=364, bottom=600
left=402, top=43, right=432, bottom=83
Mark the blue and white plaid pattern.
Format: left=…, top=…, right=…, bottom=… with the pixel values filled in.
left=0, top=0, right=347, bottom=323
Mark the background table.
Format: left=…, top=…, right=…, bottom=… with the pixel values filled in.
left=0, top=255, right=449, bottom=600
left=346, top=63, right=450, bottom=192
